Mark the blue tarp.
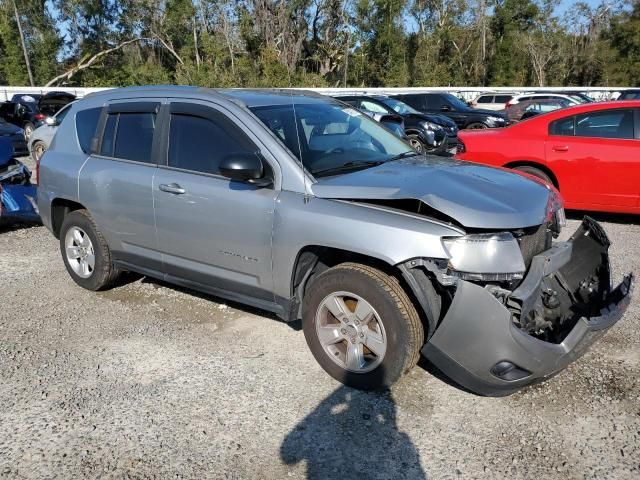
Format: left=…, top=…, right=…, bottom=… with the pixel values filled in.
left=0, top=137, right=40, bottom=224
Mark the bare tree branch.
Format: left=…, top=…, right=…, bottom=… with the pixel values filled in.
left=45, top=38, right=149, bottom=87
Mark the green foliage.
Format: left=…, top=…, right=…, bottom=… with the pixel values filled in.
left=0, top=0, right=637, bottom=88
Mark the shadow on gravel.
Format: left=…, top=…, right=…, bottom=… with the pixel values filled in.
left=567, top=210, right=640, bottom=225
left=107, top=273, right=304, bottom=328
left=0, top=220, right=41, bottom=234
left=281, top=384, right=427, bottom=479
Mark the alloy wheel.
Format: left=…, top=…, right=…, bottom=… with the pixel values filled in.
left=315, top=291, right=387, bottom=373
left=64, top=226, right=95, bottom=278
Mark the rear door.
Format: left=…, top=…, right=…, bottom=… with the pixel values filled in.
left=79, top=100, right=163, bottom=271
left=152, top=100, right=277, bottom=305
left=545, top=108, right=639, bottom=208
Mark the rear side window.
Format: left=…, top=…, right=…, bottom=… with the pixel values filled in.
left=494, top=95, right=512, bottom=103
left=168, top=112, right=255, bottom=175
left=360, top=100, right=388, bottom=114
left=575, top=109, right=634, bottom=139
left=99, top=112, right=156, bottom=163
left=549, top=116, right=575, bottom=136
left=75, top=107, right=101, bottom=154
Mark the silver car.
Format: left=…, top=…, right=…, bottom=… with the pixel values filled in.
left=28, top=101, right=75, bottom=162
left=37, top=86, right=633, bottom=395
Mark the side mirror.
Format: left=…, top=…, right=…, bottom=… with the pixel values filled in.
left=219, top=152, right=272, bottom=187
left=45, top=117, right=57, bottom=126
left=441, top=105, right=451, bottom=112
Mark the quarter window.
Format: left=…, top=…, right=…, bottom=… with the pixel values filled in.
left=75, top=107, right=101, bottom=153
left=549, top=116, right=575, bottom=136
left=574, top=109, right=634, bottom=139
left=168, top=112, right=255, bottom=175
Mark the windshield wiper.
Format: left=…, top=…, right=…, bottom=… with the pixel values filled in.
left=387, top=151, right=421, bottom=162
left=312, top=160, right=385, bottom=177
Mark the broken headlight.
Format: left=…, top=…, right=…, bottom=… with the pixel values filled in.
left=442, top=232, right=526, bottom=282
left=546, top=188, right=566, bottom=235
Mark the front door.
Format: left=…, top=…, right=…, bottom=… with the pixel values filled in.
left=153, top=100, right=277, bottom=305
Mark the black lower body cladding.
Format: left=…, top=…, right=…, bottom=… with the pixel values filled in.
left=422, top=217, right=634, bottom=396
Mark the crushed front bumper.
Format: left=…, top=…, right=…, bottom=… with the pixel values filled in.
left=422, top=217, right=634, bottom=396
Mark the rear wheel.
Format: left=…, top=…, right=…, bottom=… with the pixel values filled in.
left=302, top=263, right=423, bottom=390
left=513, top=165, right=553, bottom=186
left=31, top=140, right=46, bottom=162
left=59, top=210, right=120, bottom=290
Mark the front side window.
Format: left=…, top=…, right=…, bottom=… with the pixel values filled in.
left=168, top=112, right=255, bottom=175
left=99, top=112, right=156, bottom=162
left=378, top=97, right=420, bottom=115
left=250, top=100, right=414, bottom=178
left=575, top=109, right=634, bottom=139
left=477, top=96, right=492, bottom=104
left=360, top=100, right=389, bottom=114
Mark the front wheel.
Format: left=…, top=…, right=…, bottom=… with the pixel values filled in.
left=302, top=263, right=424, bottom=390
left=407, top=134, right=428, bottom=153
left=465, top=122, right=488, bottom=129
left=23, top=122, right=35, bottom=140
left=59, top=210, right=120, bottom=290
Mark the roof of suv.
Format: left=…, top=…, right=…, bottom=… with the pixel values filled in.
left=84, top=86, right=331, bottom=108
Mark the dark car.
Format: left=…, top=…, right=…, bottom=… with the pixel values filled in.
left=389, top=92, right=508, bottom=130
left=618, top=89, right=640, bottom=100
left=0, top=92, right=76, bottom=139
left=335, top=95, right=457, bottom=154
left=0, top=117, right=28, bottom=157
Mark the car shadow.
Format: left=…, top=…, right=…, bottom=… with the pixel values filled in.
left=0, top=220, right=41, bottom=234
left=109, top=273, right=301, bottom=329
left=280, top=382, right=428, bottom=479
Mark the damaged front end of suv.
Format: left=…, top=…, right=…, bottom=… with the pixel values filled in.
left=312, top=155, right=633, bottom=395
left=400, top=199, right=633, bottom=396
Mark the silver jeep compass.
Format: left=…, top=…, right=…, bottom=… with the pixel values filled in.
left=37, top=86, right=633, bottom=395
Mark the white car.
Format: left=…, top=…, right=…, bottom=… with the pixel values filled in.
left=469, top=93, right=514, bottom=111
left=28, top=102, right=74, bottom=162
left=506, top=93, right=580, bottom=108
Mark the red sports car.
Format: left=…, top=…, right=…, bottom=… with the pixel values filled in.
left=456, top=100, right=640, bottom=214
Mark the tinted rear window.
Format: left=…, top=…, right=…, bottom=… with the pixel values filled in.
left=100, top=112, right=156, bottom=163
left=75, top=107, right=102, bottom=154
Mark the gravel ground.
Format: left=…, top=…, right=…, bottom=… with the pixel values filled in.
left=1, top=158, right=638, bottom=479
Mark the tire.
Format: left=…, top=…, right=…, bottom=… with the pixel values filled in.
left=302, top=262, right=424, bottom=390
left=59, top=209, right=120, bottom=290
left=465, top=122, right=488, bottom=129
left=513, top=165, right=553, bottom=186
left=23, top=122, right=35, bottom=140
left=407, top=134, right=428, bottom=153
left=31, top=140, right=46, bottom=162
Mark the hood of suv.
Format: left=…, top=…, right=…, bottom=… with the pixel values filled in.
left=311, top=156, right=550, bottom=229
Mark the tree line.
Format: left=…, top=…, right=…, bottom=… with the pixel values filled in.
left=0, top=0, right=638, bottom=89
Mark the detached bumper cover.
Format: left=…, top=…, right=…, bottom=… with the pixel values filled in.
left=422, top=217, right=633, bottom=396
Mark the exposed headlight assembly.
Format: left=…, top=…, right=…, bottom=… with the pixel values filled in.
left=421, top=121, right=441, bottom=131
left=442, top=232, right=526, bottom=282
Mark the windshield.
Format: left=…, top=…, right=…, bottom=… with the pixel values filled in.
left=250, top=101, right=414, bottom=177
left=377, top=97, right=420, bottom=115
left=445, top=94, right=471, bottom=111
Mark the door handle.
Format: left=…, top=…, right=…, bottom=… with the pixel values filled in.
left=552, top=145, right=569, bottom=152
left=159, top=183, right=186, bottom=195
